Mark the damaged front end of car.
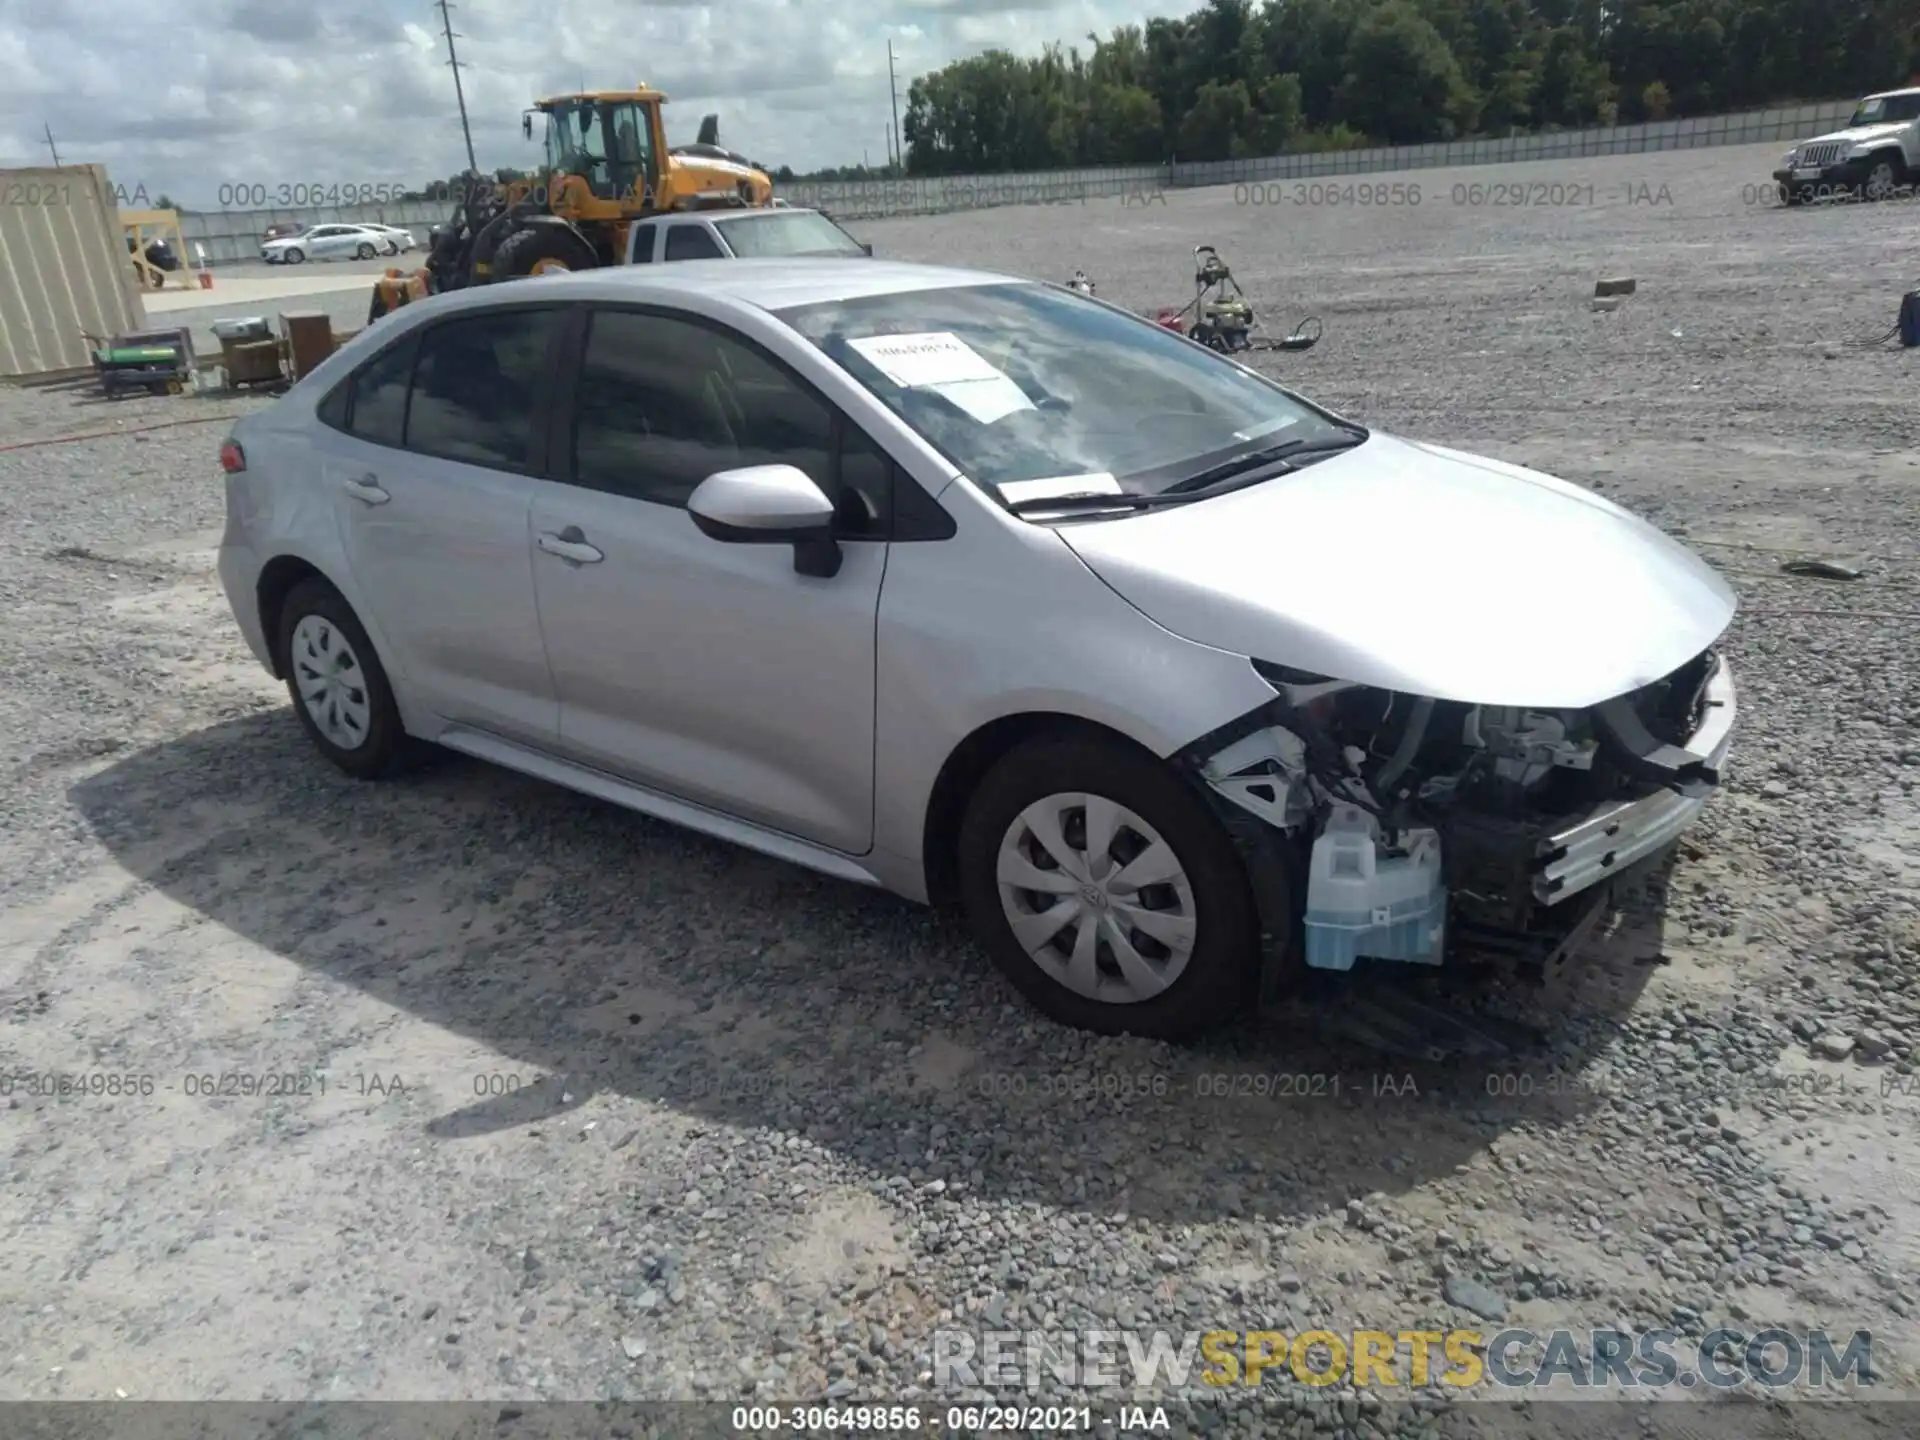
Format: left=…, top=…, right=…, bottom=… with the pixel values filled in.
left=1177, top=647, right=1737, bottom=992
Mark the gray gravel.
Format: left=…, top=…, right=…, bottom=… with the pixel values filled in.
left=2, top=138, right=1918, bottom=1426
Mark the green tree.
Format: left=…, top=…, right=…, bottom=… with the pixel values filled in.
left=1178, top=78, right=1256, bottom=159
left=872, top=0, right=1917, bottom=176
left=1334, top=2, right=1480, bottom=143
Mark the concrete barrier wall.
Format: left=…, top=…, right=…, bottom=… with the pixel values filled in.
left=163, top=97, right=1858, bottom=258
left=173, top=202, right=451, bottom=266
left=1169, top=99, right=1856, bottom=188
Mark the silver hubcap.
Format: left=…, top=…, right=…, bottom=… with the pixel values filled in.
left=995, top=792, right=1198, bottom=1004
left=1867, top=165, right=1894, bottom=199
left=291, top=614, right=372, bottom=751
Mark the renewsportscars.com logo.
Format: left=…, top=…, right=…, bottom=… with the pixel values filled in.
left=933, top=1327, right=1876, bottom=1393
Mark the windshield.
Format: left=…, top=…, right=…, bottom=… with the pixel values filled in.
left=773, top=282, right=1351, bottom=499
left=1851, top=94, right=1920, bottom=125
left=715, top=211, right=865, bottom=257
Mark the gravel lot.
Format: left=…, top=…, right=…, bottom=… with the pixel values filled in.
left=4, top=139, right=1920, bottom=1432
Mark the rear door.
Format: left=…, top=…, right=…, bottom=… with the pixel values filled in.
left=320, top=304, right=568, bottom=744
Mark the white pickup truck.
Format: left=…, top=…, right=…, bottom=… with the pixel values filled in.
left=1773, top=87, right=1919, bottom=204
left=625, top=205, right=873, bottom=263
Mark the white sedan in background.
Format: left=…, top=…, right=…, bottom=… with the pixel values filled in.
left=261, top=225, right=398, bottom=264
left=356, top=223, right=418, bottom=254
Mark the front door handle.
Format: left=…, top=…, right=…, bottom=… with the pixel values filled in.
left=342, top=475, right=390, bottom=505
left=537, top=526, right=604, bottom=564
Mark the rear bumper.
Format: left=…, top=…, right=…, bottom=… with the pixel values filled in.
left=1535, top=655, right=1736, bottom=905
left=218, top=540, right=274, bottom=675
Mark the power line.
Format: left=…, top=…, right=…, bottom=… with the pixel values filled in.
left=44, top=123, right=61, bottom=167
left=435, top=0, right=480, bottom=175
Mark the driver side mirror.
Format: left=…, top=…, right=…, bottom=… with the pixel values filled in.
left=687, top=465, right=841, bottom=578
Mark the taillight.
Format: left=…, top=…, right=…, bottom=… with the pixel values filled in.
left=219, top=440, right=246, bottom=473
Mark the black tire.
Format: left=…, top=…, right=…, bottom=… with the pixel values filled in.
left=1861, top=157, right=1901, bottom=202
left=957, top=736, right=1263, bottom=1040
left=492, top=223, right=599, bottom=280
left=284, top=247, right=305, bottom=264
left=355, top=241, right=376, bottom=260
left=275, top=578, right=410, bottom=781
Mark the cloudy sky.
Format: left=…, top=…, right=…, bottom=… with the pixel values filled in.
left=0, top=0, right=1149, bottom=206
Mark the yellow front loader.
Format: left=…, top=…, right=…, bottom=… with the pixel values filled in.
left=370, top=85, right=774, bottom=320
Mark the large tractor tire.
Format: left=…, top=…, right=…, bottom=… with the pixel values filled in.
left=491, top=223, right=601, bottom=281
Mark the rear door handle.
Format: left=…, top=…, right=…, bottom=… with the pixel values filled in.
left=342, top=475, right=390, bottom=505
left=537, top=526, right=604, bottom=564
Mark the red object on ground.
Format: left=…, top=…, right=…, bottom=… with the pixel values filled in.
left=197, top=272, right=213, bottom=289
left=1154, top=310, right=1184, bottom=331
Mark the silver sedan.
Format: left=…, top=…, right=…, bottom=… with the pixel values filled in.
left=215, top=259, right=1737, bottom=1039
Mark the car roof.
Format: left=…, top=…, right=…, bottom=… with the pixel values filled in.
left=423, top=258, right=1030, bottom=315
left=1863, top=86, right=1920, bottom=101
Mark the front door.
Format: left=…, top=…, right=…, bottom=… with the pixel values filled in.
left=325, top=307, right=567, bottom=744
left=528, top=305, right=887, bottom=855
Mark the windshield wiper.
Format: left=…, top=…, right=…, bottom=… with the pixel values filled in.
left=1159, top=430, right=1368, bottom=498
left=1006, top=428, right=1369, bottom=518
left=1006, top=491, right=1166, bottom=516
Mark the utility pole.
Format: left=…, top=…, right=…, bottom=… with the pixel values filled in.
left=886, top=41, right=902, bottom=172
left=43, top=124, right=61, bottom=167
left=435, top=0, right=480, bottom=175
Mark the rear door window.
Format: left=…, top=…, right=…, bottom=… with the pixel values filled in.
left=342, top=334, right=418, bottom=448
left=403, top=309, right=564, bottom=473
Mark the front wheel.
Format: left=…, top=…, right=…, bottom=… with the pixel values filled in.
left=355, top=242, right=376, bottom=260
left=957, top=737, right=1262, bottom=1040
left=1861, top=158, right=1901, bottom=202
left=283, top=247, right=305, bottom=264
left=491, top=222, right=599, bottom=280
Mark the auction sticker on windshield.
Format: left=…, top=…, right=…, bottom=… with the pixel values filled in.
left=847, top=331, right=1035, bottom=425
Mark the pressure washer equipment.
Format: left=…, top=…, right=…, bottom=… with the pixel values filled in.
left=1154, top=245, right=1321, bottom=354
left=1850, top=282, right=1920, bottom=348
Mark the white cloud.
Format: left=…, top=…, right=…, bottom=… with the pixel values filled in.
left=0, top=0, right=1150, bottom=204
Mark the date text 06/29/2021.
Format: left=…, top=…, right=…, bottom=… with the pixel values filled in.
left=727, top=1404, right=1170, bottom=1433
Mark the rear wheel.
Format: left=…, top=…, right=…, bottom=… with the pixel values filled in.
left=492, top=223, right=599, bottom=280
left=957, top=737, right=1262, bottom=1040
left=275, top=579, right=410, bottom=781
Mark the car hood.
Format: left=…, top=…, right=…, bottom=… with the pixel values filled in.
left=1805, top=122, right=1908, bottom=148
left=1056, top=433, right=1737, bottom=709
